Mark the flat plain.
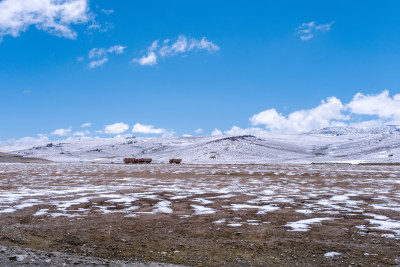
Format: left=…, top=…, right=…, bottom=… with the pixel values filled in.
left=0, top=163, right=399, bottom=266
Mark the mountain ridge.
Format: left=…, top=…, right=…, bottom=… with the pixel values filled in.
left=2, top=126, right=400, bottom=164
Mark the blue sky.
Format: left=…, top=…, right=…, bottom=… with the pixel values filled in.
left=1, top=0, right=400, bottom=143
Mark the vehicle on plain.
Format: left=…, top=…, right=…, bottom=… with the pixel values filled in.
left=123, top=158, right=152, bottom=164
left=169, top=158, right=182, bottom=164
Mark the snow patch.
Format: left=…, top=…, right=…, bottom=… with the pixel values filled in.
left=324, top=251, right=341, bottom=257
left=285, top=218, right=334, bottom=232
left=153, top=200, right=173, bottom=213
left=191, top=204, right=215, bottom=215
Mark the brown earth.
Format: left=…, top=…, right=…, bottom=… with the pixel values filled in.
left=0, top=163, right=399, bottom=266
left=0, top=152, right=50, bottom=163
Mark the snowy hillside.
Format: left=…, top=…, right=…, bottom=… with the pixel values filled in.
left=2, top=126, right=400, bottom=164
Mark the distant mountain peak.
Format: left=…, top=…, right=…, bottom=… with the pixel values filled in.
left=207, top=135, right=258, bottom=144
left=310, top=125, right=400, bottom=135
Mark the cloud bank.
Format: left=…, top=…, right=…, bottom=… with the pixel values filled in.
left=347, top=90, right=400, bottom=120
left=2, top=91, right=400, bottom=148
left=133, top=35, right=220, bottom=66
left=250, top=97, right=347, bottom=133
left=218, top=90, right=400, bottom=137
left=0, top=0, right=90, bottom=41
left=0, top=134, right=50, bottom=152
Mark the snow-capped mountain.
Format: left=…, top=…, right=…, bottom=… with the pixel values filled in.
left=311, top=125, right=400, bottom=135
left=2, top=126, right=400, bottom=164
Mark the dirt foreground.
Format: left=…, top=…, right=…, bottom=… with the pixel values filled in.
left=0, top=163, right=399, bottom=266
left=0, top=245, right=183, bottom=266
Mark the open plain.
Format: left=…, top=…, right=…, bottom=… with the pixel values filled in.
left=0, top=163, right=400, bottom=266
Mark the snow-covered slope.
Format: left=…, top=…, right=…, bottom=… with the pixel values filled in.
left=2, top=126, right=400, bottom=164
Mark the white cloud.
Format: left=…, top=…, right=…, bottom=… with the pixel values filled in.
left=225, top=90, right=399, bottom=134
left=51, top=127, right=72, bottom=136
left=73, top=130, right=89, bottom=136
left=104, top=122, right=129, bottom=134
left=159, top=36, right=220, bottom=57
left=211, top=129, right=223, bottom=136
left=250, top=97, right=347, bottom=133
left=107, top=45, right=126, bottom=54
left=88, top=45, right=127, bottom=68
left=149, top=40, right=159, bottom=51
left=88, top=57, right=108, bottom=68
left=224, top=126, right=269, bottom=138
left=296, top=21, right=335, bottom=41
left=101, top=9, right=114, bottom=15
left=0, top=134, right=50, bottom=152
left=133, top=51, right=157, bottom=66
left=162, top=131, right=175, bottom=138
left=81, top=122, right=91, bottom=128
left=0, top=0, right=90, bottom=41
left=133, top=35, right=219, bottom=66
left=349, top=120, right=384, bottom=129
left=182, top=134, right=192, bottom=137
left=347, top=90, right=400, bottom=119
left=88, top=47, right=106, bottom=59
left=194, top=128, right=203, bottom=134
left=192, top=37, right=220, bottom=51
left=85, top=21, right=113, bottom=34
left=131, top=123, right=166, bottom=134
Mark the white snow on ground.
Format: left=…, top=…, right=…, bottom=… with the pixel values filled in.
left=296, top=209, right=313, bottom=214
left=330, top=195, right=349, bottom=201
left=33, top=209, right=49, bottom=216
left=256, top=205, right=280, bottom=214
left=364, top=213, right=400, bottom=238
left=230, top=203, right=279, bottom=214
left=227, top=223, right=243, bottom=227
left=153, top=200, right=173, bottom=213
left=372, top=204, right=400, bottom=212
left=191, top=204, right=215, bottom=215
left=0, top=163, right=400, bottom=238
left=57, top=197, right=92, bottom=209
left=0, top=208, right=16, bottom=214
left=324, top=252, right=342, bottom=257
left=192, top=198, right=214, bottom=204
left=285, top=218, right=335, bottom=231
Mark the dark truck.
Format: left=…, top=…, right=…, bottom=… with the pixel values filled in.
left=123, top=158, right=152, bottom=164
left=169, top=158, right=182, bottom=164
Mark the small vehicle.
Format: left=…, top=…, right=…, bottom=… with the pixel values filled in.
left=124, top=158, right=152, bottom=164
left=169, top=158, right=182, bottom=164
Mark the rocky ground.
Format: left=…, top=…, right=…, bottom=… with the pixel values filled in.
left=0, top=163, right=400, bottom=266
left=0, top=245, right=184, bottom=266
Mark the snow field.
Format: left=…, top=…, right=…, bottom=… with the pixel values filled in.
left=0, top=163, right=400, bottom=240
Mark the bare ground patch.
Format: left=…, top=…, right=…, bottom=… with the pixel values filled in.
left=0, top=163, right=400, bottom=266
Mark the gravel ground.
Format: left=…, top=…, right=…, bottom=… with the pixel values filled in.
left=0, top=245, right=185, bottom=266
